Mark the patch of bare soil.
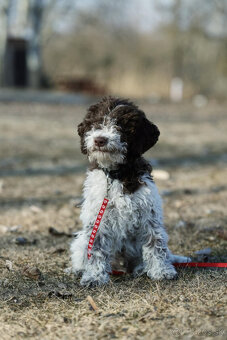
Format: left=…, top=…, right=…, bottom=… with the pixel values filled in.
left=0, top=101, right=226, bottom=339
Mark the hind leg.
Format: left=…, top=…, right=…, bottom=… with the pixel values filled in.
left=142, top=226, right=177, bottom=280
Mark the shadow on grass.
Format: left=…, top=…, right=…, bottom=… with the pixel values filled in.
left=0, top=194, right=82, bottom=208
left=1, top=184, right=227, bottom=209
left=0, top=164, right=87, bottom=177
left=0, top=150, right=227, bottom=178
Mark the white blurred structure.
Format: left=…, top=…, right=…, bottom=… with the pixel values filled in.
left=170, top=77, right=184, bottom=102
left=0, top=0, right=43, bottom=88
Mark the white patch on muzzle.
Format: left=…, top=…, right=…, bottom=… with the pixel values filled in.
left=84, top=119, right=127, bottom=168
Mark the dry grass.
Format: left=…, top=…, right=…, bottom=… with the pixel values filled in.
left=0, top=100, right=226, bottom=339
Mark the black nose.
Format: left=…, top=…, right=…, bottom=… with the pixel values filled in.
left=94, top=137, right=108, bottom=147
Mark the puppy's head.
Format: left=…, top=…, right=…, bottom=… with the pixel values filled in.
left=78, top=97, right=160, bottom=168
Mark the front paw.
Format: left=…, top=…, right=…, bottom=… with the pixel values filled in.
left=80, top=272, right=110, bottom=287
left=147, top=265, right=177, bottom=280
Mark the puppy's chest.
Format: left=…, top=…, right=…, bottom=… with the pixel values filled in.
left=82, top=170, right=145, bottom=226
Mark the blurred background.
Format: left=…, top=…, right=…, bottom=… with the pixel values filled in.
left=0, top=0, right=227, bottom=100
left=0, top=2, right=227, bottom=337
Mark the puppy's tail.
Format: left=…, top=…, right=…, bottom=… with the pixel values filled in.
left=170, top=254, right=191, bottom=263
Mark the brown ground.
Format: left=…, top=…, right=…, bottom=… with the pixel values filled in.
left=0, top=100, right=226, bottom=339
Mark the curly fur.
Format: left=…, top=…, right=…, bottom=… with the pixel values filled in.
left=70, top=96, right=190, bottom=286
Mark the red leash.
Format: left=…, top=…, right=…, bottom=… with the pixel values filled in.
left=174, top=262, right=227, bottom=268
left=87, top=198, right=109, bottom=259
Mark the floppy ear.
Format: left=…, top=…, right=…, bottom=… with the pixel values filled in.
left=77, top=121, right=87, bottom=154
left=129, top=117, right=160, bottom=157
left=139, top=117, right=160, bottom=154
left=77, top=122, right=85, bottom=137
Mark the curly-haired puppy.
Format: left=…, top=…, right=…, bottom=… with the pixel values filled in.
left=70, top=97, right=190, bottom=286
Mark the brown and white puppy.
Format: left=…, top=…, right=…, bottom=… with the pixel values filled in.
left=70, top=97, right=190, bottom=286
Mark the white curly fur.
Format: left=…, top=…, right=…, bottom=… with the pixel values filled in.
left=70, top=119, right=190, bottom=286
left=84, top=118, right=127, bottom=168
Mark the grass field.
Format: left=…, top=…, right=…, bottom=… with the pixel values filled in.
left=0, top=100, right=226, bottom=339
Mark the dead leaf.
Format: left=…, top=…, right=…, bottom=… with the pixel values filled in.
left=48, top=291, right=72, bottom=299
left=22, top=266, right=42, bottom=280
left=48, top=227, right=72, bottom=237
left=52, top=248, right=66, bottom=254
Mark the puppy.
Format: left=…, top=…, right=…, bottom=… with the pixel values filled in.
left=70, top=97, right=190, bottom=286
